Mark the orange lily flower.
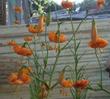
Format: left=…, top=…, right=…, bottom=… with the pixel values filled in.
left=48, top=32, right=67, bottom=43
left=13, top=45, right=32, bottom=56
left=88, top=19, right=108, bottom=48
left=60, top=79, right=73, bottom=88
left=8, top=73, right=23, bottom=85
left=61, top=0, right=74, bottom=9
left=73, top=79, right=89, bottom=89
left=59, top=71, right=73, bottom=88
left=8, top=70, right=31, bottom=85
left=28, top=16, right=45, bottom=34
left=97, top=0, right=105, bottom=8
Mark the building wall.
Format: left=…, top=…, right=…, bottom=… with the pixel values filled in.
left=0, top=19, right=110, bottom=99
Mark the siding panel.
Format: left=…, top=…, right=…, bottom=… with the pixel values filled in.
left=0, top=19, right=110, bottom=99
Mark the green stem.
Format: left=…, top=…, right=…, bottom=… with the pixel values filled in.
left=61, top=14, right=88, bottom=50
left=101, top=88, right=110, bottom=95
left=46, top=4, right=62, bottom=99
left=42, top=22, right=49, bottom=79
left=26, top=42, right=48, bottom=74
left=69, top=10, right=79, bottom=82
left=47, top=50, right=61, bottom=99
left=49, top=51, right=61, bottom=87
left=69, top=10, right=81, bottom=99
left=88, top=86, right=110, bottom=95
left=94, top=49, right=103, bottom=87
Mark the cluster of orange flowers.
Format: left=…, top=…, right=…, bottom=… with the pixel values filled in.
left=48, top=0, right=106, bottom=46
left=7, top=0, right=107, bottom=98
left=8, top=40, right=33, bottom=85
left=8, top=66, right=32, bottom=85
left=59, top=78, right=89, bottom=97
left=60, top=79, right=89, bottom=89
left=58, top=70, right=89, bottom=96
left=59, top=71, right=89, bottom=89
left=27, top=14, right=67, bottom=43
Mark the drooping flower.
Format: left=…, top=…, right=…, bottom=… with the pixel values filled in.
left=61, top=0, right=74, bottom=9
left=8, top=73, right=23, bottom=85
left=97, top=0, right=105, bottom=8
left=13, top=45, right=32, bottom=56
left=8, top=67, right=31, bottom=85
left=59, top=71, right=73, bottom=88
left=58, top=71, right=73, bottom=96
left=8, top=73, right=31, bottom=85
left=48, top=32, right=67, bottom=43
left=28, top=16, right=45, bottom=34
left=73, top=79, right=89, bottom=89
left=60, top=79, right=73, bottom=88
left=28, top=25, right=39, bottom=33
left=88, top=19, right=108, bottom=48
